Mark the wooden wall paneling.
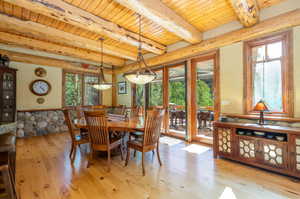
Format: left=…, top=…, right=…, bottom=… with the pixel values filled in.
left=0, top=49, right=109, bottom=74
left=2, top=0, right=166, bottom=55
left=112, top=72, right=117, bottom=106
left=114, top=0, right=202, bottom=43
left=0, top=31, right=125, bottom=66
left=163, top=66, right=169, bottom=134
left=0, top=13, right=137, bottom=60
left=116, top=9, right=300, bottom=74
left=186, top=59, right=195, bottom=143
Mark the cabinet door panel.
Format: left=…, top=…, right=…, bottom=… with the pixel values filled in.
left=290, top=135, right=300, bottom=175
left=259, top=140, right=288, bottom=170
left=216, top=127, right=233, bottom=157
left=237, top=136, right=258, bottom=163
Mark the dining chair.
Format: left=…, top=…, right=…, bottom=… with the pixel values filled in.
left=63, top=109, right=89, bottom=159
left=0, top=163, right=16, bottom=199
left=113, top=105, right=126, bottom=115
left=84, top=110, right=123, bottom=171
left=125, top=109, right=165, bottom=176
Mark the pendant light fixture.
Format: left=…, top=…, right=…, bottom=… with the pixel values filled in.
left=123, top=14, right=156, bottom=85
left=92, top=38, right=113, bottom=90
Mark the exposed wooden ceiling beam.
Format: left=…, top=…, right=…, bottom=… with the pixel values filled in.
left=0, top=13, right=136, bottom=61
left=229, top=0, right=260, bottom=27
left=0, top=49, right=112, bottom=74
left=117, top=9, right=300, bottom=74
left=2, top=0, right=166, bottom=55
left=0, top=31, right=125, bottom=66
left=114, top=0, right=202, bottom=44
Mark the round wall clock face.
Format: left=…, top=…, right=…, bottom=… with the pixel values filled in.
left=30, top=79, right=51, bottom=96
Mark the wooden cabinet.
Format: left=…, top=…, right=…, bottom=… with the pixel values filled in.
left=215, top=127, right=233, bottom=157
left=214, top=122, right=300, bottom=178
left=259, top=140, right=288, bottom=170
left=0, top=67, right=17, bottom=124
left=237, top=136, right=258, bottom=163
left=290, top=135, right=300, bottom=175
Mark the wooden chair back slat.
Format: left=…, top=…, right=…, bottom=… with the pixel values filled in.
left=143, top=109, right=165, bottom=146
left=84, top=111, right=109, bottom=146
left=63, top=109, right=77, bottom=142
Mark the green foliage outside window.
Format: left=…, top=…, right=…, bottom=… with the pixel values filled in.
left=64, top=72, right=99, bottom=106
left=65, top=73, right=82, bottom=106
left=196, top=80, right=213, bottom=107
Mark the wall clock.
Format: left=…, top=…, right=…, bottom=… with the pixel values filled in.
left=35, top=67, right=47, bottom=77
left=30, top=79, right=51, bottom=96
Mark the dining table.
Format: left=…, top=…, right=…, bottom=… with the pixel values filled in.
left=74, top=114, right=145, bottom=133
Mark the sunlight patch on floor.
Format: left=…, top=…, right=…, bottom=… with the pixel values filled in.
left=181, top=144, right=210, bottom=154
left=159, top=136, right=182, bottom=146
left=219, top=187, right=237, bottom=199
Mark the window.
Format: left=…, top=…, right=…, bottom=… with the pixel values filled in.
left=63, top=71, right=100, bottom=107
left=244, top=31, right=293, bottom=116
left=149, top=70, right=163, bottom=107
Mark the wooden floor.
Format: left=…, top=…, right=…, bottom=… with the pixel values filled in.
left=16, top=133, right=300, bottom=199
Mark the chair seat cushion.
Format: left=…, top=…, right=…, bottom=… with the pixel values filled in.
left=127, top=139, right=143, bottom=148
left=131, top=131, right=143, bottom=138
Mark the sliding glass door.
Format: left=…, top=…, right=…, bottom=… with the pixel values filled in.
left=148, top=69, right=163, bottom=108
left=191, top=53, right=219, bottom=144
left=166, top=63, right=187, bottom=138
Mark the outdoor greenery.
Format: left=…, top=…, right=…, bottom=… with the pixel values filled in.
left=65, top=73, right=99, bottom=106
left=140, top=79, right=213, bottom=107
left=196, top=80, right=213, bottom=107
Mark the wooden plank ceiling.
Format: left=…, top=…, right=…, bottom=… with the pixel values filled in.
left=0, top=0, right=285, bottom=68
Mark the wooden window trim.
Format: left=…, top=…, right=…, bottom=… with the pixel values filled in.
left=244, top=31, right=294, bottom=118
left=62, top=70, right=101, bottom=107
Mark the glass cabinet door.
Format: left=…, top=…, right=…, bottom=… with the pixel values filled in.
left=1, top=72, right=15, bottom=122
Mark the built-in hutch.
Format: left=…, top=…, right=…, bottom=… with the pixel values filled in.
left=213, top=122, right=300, bottom=178
left=0, top=67, right=17, bottom=124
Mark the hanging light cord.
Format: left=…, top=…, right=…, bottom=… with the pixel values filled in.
left=99, top=38, right=106, bottom=83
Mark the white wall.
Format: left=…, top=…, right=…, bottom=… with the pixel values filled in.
left=220, top=42, right=244, bottom=114
left=11, top=62, right=62, bottom=110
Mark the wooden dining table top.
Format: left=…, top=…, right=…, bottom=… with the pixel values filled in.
left=74, top=114, right=145, bottom=132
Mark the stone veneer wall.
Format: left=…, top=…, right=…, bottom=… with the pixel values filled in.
left=226, top=116, right=300, bottom=128
left=16, top=110, right=68, bottom=138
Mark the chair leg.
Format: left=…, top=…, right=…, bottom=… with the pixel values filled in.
left=107, top=149, right=111, bottom=172
left=142, top=152, right=145, bottom=176
left=69, top=143, right=74, bottom=158
left=119, top=145, right=124, bottom=161
left=72, top=145, right=77, bottom=161
left=125, top=147, right=130, bottom=166
left=134, top=150, right=137, bottom=157
left=87, top=148, right=94, bottom=168
left=157, top=143, right=162, bottom=166
left=152, top=150, right=155, bottom=156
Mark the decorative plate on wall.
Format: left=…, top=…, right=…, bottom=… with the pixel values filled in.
left=30, top=79, right=51, bottom=96
left=35, top=67, right=47, bottom=77
left=36, top=97, right=45, bottom=104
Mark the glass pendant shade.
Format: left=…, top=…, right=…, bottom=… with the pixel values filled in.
left=124, top=70, right=156, bottom=85
left=92, top=82, right=112, bottom=90
left=123, top=14, right=156, bottom=85
left=91, top=38, right=113, bottom=90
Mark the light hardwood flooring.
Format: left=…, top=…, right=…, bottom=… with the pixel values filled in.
left=16, top=133, right=300, bottom=199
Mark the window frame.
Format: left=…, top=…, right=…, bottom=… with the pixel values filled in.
left=62, top=70, right=101, bottom=107
left=244, top=31, right=294, bottom=117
